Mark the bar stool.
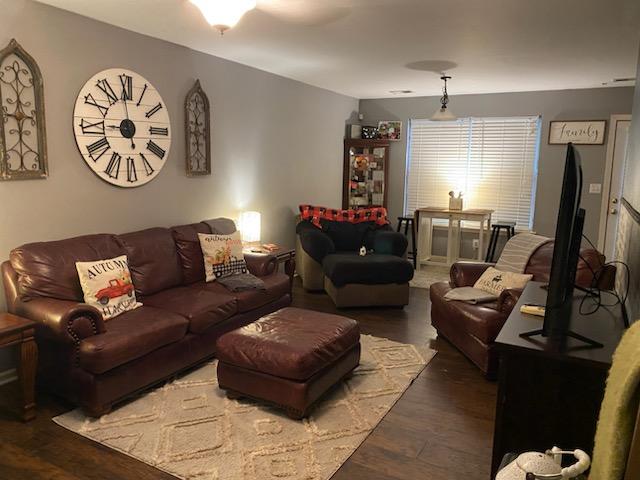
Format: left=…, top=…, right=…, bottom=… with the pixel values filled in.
left=485, top=221, right=516, bottom=262
left=396, top=216, right=417, bottom=269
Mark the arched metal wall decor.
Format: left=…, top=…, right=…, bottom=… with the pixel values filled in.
left=0, top=39, right=48, bottom=180
left=184, top=79, right=211, bottom=176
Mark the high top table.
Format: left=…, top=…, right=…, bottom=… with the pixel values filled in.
left=414, top=207, right=493, bottom=267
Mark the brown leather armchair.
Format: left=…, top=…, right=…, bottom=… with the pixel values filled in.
left=429, top=243, right=614, bottom=379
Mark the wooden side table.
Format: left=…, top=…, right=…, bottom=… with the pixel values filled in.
left=0, top=313, right=38, bottom=421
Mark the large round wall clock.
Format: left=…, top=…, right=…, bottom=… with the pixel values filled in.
left=73, top=68, right=171, bottom=187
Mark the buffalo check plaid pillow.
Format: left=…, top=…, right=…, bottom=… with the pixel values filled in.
left=299, top=204, right=389, bottom=228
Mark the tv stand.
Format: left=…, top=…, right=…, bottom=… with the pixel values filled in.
left=519, top=328, right=604, bottom=349
left=491, top=281, right=625, bottom=476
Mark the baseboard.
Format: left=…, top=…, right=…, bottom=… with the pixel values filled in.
left=0, top=368, right=17, bottom=386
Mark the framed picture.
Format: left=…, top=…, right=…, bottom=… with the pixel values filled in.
left=377, top=120, right=402, bottom=141
left=346, top=124, right=362, bottom=139
left=548, top=120, right=606, bottom=145
left=361, top=125, right=378, bottom=139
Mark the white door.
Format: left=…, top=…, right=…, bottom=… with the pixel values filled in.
left=598, top=114, right=631, bottom=260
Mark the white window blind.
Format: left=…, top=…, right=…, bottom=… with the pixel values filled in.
left=405, top=116, right=541, bottom=229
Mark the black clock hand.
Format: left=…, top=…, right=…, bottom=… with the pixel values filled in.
left=122, top=95, right=130, bottom=120
left=121, top=94, right=135, bottom=150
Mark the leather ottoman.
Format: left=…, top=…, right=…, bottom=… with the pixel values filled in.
left=215, top=307, right=361, bottom=419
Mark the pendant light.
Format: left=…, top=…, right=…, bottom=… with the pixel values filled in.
left=190, top=0, right=257, bottom=35
left=431, top=74, right=456, bottom=121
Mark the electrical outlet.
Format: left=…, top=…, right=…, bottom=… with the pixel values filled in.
left=472, top=239, right=479, bottom=250
left=589, top=183, right=602, bottom=194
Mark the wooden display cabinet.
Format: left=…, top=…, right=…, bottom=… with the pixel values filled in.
left=342, top=139, right=390, bottom=209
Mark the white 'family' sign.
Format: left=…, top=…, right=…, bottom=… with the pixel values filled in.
left=549, top=120, right=606, bottom=145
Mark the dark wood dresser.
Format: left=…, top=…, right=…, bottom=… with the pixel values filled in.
left=491, top=281, right=626, bottom=476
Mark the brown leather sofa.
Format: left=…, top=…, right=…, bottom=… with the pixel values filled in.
left=2, top=219, right=292, bottom=416
left=429, top=243, right=613, bottom=379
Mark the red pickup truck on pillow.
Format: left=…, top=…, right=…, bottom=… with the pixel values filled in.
left=95, top=278, right=134, bottom=305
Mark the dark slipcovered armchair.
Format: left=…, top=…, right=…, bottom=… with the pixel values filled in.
left=295, top=219, right=414, bottom=307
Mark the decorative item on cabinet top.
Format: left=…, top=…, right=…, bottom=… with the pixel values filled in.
left=185, top=79, right=211, bottom=176
left=377, top=120, right=402, bottom=141
left=361, top=125, right=378, bottom=140
left=72, top=68, right=172, bottom=188
left=0, top=39, right=48, bottom=181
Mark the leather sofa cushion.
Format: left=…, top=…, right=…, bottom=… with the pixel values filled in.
left=196, top=273, right=290, bottom=313
left=323, top=253, right=414, bottom=287
left=10, top=234, right=124, bottom=301
left=117, top=228, right=183, bottom=296
left=430, top=281, right=506, bottom=344
left=171, top=223, right=211, bottom=284
left=235, top=274, right=290, bottom=312
left=79, top=306, right=188, bottom=374
left=143, top=287, right=237, bottom=334
left=203, top=218, right=236, bottom=235
left=215, top=307, right=360, bottom=381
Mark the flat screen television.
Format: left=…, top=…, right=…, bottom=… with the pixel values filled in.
left=520, top=143, right=602, bottom=348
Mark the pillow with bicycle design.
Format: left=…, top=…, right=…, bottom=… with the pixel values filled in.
left=75, top=255, right=142, bottom=320
left=198, top=231, right=247, bottom=282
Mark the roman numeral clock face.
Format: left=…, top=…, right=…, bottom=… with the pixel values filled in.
left=73, top=68, right=171, bottom=187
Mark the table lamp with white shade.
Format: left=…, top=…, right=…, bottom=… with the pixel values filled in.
left=238, top=211, right=261, bottom=244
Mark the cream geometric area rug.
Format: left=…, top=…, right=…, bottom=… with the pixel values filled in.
left=410, top=265, right=450, bottom=289
left=54, top=334, right=435, bottom=480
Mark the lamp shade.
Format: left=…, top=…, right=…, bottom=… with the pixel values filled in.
left=190, top=0, right=256, bottom=30
left=238, top=211, right=261, bottom=243
left=431, top=106, right=457, bottom=121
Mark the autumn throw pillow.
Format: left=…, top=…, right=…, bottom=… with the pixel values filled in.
left=198, top=231, right=247, bottom=282
left=473, top=266, right=533, bottom=296
left=75, top=255, right=142, bottom=320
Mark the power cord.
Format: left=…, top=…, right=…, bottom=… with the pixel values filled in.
left=576, top=234, right=630, bottom=327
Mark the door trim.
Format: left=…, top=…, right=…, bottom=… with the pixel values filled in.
left=598, top=114, right=632, bottom=252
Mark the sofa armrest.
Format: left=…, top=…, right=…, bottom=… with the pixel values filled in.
left=450, top=262, right=495, bottom=287
left=496, top=288, right=524, bottom=315
left=14, top=297, right=105, bottom=345
left=372, top=231, right=408, bottom=257
left=297, top=229, right=335, bottom=263
left=243, top=252, right=278, bottom=277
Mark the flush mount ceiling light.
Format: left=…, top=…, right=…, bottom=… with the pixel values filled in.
left=431, top=74, right=456, bottom=121
left=190, top=0, right=257, bottom=35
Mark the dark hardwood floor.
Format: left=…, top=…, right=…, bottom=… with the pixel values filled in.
left=0, top=281, right=497, bottom=480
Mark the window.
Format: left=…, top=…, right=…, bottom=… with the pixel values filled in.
left=405, top=116, right=541, bottom=229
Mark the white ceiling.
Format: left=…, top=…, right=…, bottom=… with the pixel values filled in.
left=36, top=0, right=640, bottom=99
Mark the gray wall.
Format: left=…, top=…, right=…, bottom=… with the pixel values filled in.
left=0, top=0, right=357, bottom=373
left=359, top=87, right=634, bottom=242
left=620, top=46, right=640, bottom=322
left=0, top=0, right=357, bottom=312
